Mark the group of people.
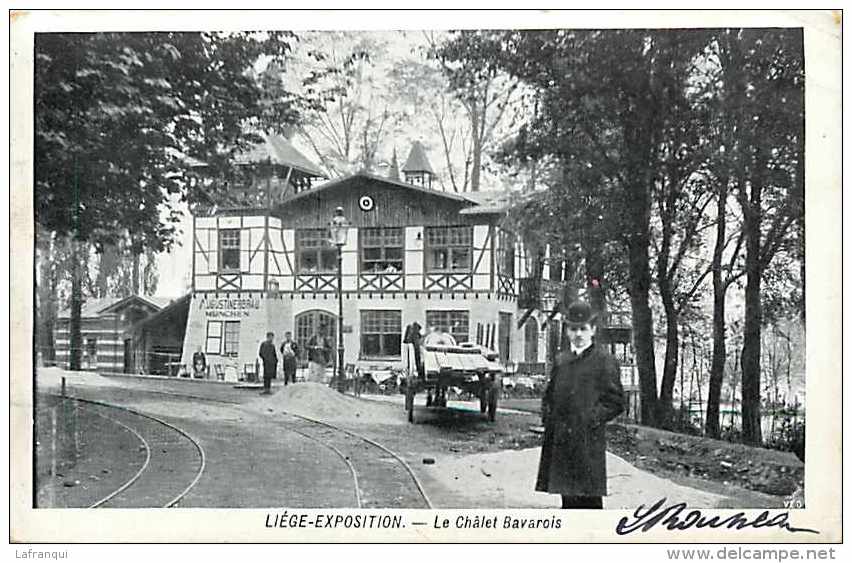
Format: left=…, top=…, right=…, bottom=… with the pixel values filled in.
left=257, top=329, right=335, bottom=394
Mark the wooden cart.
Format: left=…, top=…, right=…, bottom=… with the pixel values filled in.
left=403, top=343, right=503, bottom=423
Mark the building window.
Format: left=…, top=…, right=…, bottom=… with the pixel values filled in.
left=297, top=228, right=337, bottom=273
left=219, top=229, right=241, bottom=271
left=205, top=321, right=222, bottom=354
left=425, top=226, right=472, bottom=272
left=497, top=230, right=515, bottom=276
left=223, top=321, right=240, bottom=356
left=205, top=320, right=239, bottom=356
left=361, top=227, right=403, bottom=273
left=426, top=310, right=470, bottom=343
left=361, top=310, right=402, bottom=358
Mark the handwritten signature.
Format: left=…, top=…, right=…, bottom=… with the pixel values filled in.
left=615, top=498, right=819, bottom=535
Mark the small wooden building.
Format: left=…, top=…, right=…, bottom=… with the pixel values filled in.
left=53, top=295, right=171, bottom=372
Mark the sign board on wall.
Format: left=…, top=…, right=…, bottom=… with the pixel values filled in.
left=202, top=297, right=261, bottom=318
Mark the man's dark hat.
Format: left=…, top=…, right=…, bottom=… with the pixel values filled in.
left=564, top=300, right=598, bottom=327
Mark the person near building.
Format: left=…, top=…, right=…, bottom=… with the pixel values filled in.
left=258, top=332, right=278, bottom=395
left=535, top=300, right=625, bottom=509
left=279, top=331, right=299, bottom=385
left=192, top=347, right=207, bottom=379
left=403, top=321, right=425, bottom=380
left=307, top=326, right=332, bottom=383
left=423, top=326, right=456, bottom=347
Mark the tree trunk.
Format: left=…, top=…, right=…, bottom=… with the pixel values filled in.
left=132, top=251, right=140, bottom=295
left=69, top=238, right=83, bottom=371
left=657, top=294, right=679, bottom=429
left=706, top=281, right=727, bottom=438
left=584, top=243, right=608, bottom=346
left=627, top=236, right=658, bottom=427
left=706, top=183, right=729, bottom=438
left=741, top=221, right=763, bottom=445
left=470, top=104, right=482, bottom=192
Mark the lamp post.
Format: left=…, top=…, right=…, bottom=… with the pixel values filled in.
left=328, top=206, right=349, bottom=393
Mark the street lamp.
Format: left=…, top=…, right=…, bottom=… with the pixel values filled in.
left=328, top=206, right=349, bottom=393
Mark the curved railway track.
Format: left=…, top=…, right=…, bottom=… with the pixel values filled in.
left=43, top=394, right=206, bottom=508
left=46, top=385, right=432, bottom=509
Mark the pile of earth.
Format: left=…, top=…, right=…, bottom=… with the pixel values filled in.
left=246, top=382, right=404, bottom=425
left=607, top=423, right=804, bottom=498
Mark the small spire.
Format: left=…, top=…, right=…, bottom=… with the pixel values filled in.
left=389, top=147, right=401, bottom=181
left=403, top=141, right=435, bottom=188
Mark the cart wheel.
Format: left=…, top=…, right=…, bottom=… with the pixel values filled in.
left=487, top=387, right=498, bottom=422
left=405, top=385, right=415, bottom=423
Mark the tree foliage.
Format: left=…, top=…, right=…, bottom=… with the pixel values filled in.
left=35, top=31, right=313, bottom=369
left=35, top=31, right=310, bottom=251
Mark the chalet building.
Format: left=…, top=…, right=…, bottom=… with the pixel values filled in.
left=179, top=137, right=564, bottom=381
left=53, top=295, right=173, bottom=372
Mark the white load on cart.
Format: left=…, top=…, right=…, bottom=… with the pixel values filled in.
left=402, top=342, right=504, bottom=423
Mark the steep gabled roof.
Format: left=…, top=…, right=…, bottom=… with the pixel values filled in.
left=234, top=134, right=325, bottom=178
left=281, top=172, right=471, bottom=206
left=402, top=141, right=435, bottom=174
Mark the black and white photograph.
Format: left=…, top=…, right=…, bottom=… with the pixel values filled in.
left=9, top=9, right=841, bottom=544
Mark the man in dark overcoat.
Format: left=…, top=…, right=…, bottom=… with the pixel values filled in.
left=535, top=301, right=625, bottom=509
left=258, top=331, right=278, bottom=395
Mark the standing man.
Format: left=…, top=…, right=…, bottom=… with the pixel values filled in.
left=279, top=331, right=299, bottom=386
left=307, top=326, right=331, bottom=383
left=536, top=301, right=625, bottom=509
left=258, top=332, right=278, bottom=395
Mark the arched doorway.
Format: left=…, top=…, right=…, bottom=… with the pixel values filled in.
left=294, top=310, right=337, bottom=364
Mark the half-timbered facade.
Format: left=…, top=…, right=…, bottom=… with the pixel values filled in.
left=180, top=142, right=551, bottom=380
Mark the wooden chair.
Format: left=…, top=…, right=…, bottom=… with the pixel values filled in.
left=214, top=364, right=225, bottom=381
left=243, top=363, right=257, bottom=383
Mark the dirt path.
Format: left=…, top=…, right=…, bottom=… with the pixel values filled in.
left=35, top=369, right=781, bottom=509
